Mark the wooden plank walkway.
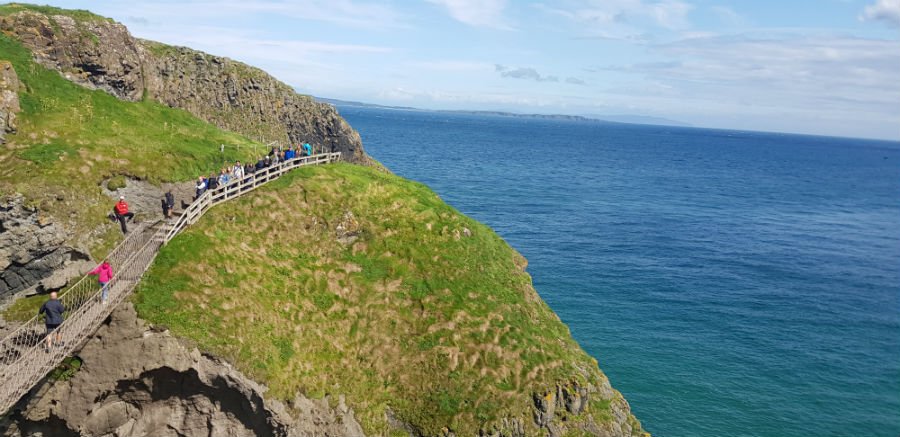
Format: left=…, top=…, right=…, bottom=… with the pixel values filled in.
left=0, top=152, right=341, bottom=414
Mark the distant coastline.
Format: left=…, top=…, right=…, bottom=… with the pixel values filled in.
left=315, top=97, right=692, bottom=128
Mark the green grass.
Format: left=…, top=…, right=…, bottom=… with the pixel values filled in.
left=0, top=293, right=45, bottom=321
left=0, top=32, right=261, bottom=252
left=49, top=356, right=82, bottom=381
left=142, top=40, right=181, bottom=57
left=0, top=3, right=114, bottom=23
left=106, top=174, right=126, bottom=191
left=135, top=163, right=639, bottom=436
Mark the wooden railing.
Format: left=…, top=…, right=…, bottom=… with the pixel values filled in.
left=0, top=152, right=340, bottom=414
left=164, top=152, right=339, bottom=244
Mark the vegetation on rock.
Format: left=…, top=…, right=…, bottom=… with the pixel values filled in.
left=135, top=163, right=645, bottom=436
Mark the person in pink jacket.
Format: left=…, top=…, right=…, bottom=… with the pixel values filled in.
left=88, top=261, right=113, bottom=303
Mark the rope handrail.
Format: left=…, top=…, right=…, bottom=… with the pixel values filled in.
left=0, top=151, right=340, bottom=414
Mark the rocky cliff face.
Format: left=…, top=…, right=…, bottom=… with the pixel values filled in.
left=1, top=303, right=365, bottom=437
left=0, top=194, right=92, bottom=300
left=0, top=10, right=366, bottom=163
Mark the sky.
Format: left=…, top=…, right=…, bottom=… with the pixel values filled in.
left=39, top=0, right=900, bottom=140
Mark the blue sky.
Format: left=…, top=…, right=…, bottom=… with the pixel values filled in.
left=40, top=0, right=900, bottom=140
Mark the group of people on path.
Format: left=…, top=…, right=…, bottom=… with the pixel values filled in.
left=194, top=143, right=315, bottom=200
left=38, top=142, right=319, bottom=348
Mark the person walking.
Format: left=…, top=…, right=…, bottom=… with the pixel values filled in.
left=113, top=196, right=134, bottom=234
left=195, top=176, right=207, bottom=200
left=218, top=169, right=230, bottom=186
left=206, top=172, right=219, bottom=192
left=38, top=291, right=65, bottom=351
left=88, top=261, right=114, bottom=303
left=303, top=142, right=312, bottom=156
left=163, top=190, right=175, bottom=218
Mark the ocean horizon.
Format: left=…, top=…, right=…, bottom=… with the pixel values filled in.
left=340, top=105, right=900, bottom=437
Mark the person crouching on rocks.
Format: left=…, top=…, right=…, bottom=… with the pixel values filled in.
left=113, top=196, right=135, bottom=234
left=88, top=261, right=113, bottom=304
left=38, top=291, right=65, bottom=351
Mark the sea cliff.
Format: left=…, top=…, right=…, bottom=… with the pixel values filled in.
left=0, top=4, right=646, bottom=436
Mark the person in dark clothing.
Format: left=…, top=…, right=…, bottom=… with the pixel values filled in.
left=206, top=173, right=219, bottom=191
left=39, top=291, right=65, bottom=350
left=113, top=196, right=134, bottom=234
left=264, top=155, right=271, bottom=167
left=163, top=190, right=175, bottom=218
left=256, top=157, right=266, bottom=171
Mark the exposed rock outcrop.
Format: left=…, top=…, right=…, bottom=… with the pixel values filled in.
left=531, top=382, right=644, bottom=437
left=1, top=303, right=365, bottom=437
left=0, top=194, right=89, bottom=301
left=0, top=10, right=366, bottom=163
left=0, top=60, right=19, bottom=143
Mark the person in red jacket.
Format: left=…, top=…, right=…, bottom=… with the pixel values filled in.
left=113, top=196, right=134, bottom=234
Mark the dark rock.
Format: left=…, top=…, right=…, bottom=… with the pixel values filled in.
left=0, top=195, right=87, bottom=300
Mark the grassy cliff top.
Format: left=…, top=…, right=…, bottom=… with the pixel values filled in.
left=0, top=32, right=260, bottom=256
left=134, top=163, right=639, bottom=436
left=0, top=3, right=114, bottom=23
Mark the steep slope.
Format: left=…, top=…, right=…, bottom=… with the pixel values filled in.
left=0, top=4, right=367, bottom=298
left=131, top=163, right=646, bottom=436
left=0, top=31, right=260, bottom=299
left=0, top=4, right=366, bottom=163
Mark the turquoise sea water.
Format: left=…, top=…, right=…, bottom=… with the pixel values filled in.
left=338, top=106, right=900, bottom=437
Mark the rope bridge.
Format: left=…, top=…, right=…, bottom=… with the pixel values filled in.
left=0, top=152, right=341, bottom=414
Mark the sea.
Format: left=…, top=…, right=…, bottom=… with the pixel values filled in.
left=337, top=106, right=900, bottom=437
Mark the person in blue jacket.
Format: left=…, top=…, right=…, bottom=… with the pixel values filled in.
left=285, top=147, right=295, bottom=160
left=303, top=143, right=312, bottom=156
left=39, top=291, right=66, bottom=351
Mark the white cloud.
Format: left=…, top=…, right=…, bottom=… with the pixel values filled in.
left=406, top=60, right=494, bottom=72
left=537, top=0, right=692, bottom=39
left=495, top=64, right=559, bottom=82
left=99, top=0, right=408, bottom=31
left=426, top=0, right=512, bottom=29
left=595, top=33, right=900, bottom=123
left=861, top=0, right=900, bottom=27
left=710, top=5, right=746, bottom=27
